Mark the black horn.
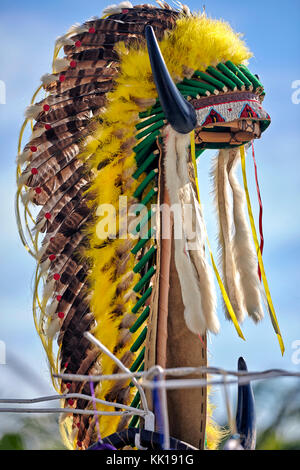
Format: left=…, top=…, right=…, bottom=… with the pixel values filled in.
left=236, top=357, right=256, bottom=450
left=145, top=25, right=197, bottom=134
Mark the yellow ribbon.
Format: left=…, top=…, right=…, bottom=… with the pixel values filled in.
left=190, top=131, right=245, bottom=340
left=240, top=145, right=284, bottom=355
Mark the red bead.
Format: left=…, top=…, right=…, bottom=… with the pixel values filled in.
left=54, top=273, right=60, bottom=281
left=66, top=383, right=71, bottom=389
left=31, top=168, right=38, bottom=175
left=49, top=254, right=56, bottom=261
left=64, top=362, right=69, bottom=368
left=43, top=104, right=50, bottom=112
left=70, top=60, right=77, bottom=68
left=50, top=237, right=55, bottom=242
left=58, top=312, right=64, bottom=319
left=45, top=212, right=51, bottom=219
left=59, top=75, right=66, bottom=82
left=35, top=187, right=42, bottom=194
left=89, top=27, right=95, bottom=33
left=68, top=399, right=74, bottom=406
left=77, top=441, right=82, bottom=448
left=75, top=40, right=81, bottom=48
left=45, top=124, right=51, bottom=130
left=30, top=146, right=37, bottom=152
left=56, top=295, right=62, bottom=301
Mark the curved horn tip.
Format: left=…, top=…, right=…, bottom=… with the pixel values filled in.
left=145, top=25, right=197, bottom=134
left=238, top=356, right=248, bottom=371
left=236, top=356, right=256, bottom=450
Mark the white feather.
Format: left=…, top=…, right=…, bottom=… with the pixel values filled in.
left=102, top=2, right=133, bottom=16
left=24, top=104, right=43, bottom=120
left=16, top=150, right=31, bottom=165
left=41, top=73, right=59, bottom=85
left=43, top=280, right=55, bottom=303
left=46, top=299, right=59, bottom=317
left=123, top=290, right=136, bottom=303
left=67, top=23, right=89, bottom=36
left=46, top=318, right=61, bottom=338
left=53, top=58, right=70, bottom=73
left=55, top=35, right=75, bottom=48
left=20, top=189, right=34, bottom=205
left=30, top=127, right=45, bottom=139
left=36, top=243, right=48, bottom=261
left=39, top=259, right=51, bottom=275
left=34, top=219, right=45, bottom=234
left=17, top=171, right=30, bottom=186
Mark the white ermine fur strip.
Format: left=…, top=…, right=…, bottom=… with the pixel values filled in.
left=227, top=148, right=264, bottom=322
left=164, top=126, right=219, bottom=335
left=102, top=2, right=133, bottom=16
left=53, top=58, right=70, bottom=73
left=211, top=150, right=245, bottom=322
left=24, top=104, right=43, bottom=120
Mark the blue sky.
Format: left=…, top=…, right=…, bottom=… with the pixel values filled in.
left=0, top=0, right=299, bottom=436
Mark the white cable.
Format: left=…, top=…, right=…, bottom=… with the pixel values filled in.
left=154, top=366, right=170, bottom=450
left=0, top=393, right=145, bottom=415
left=54, top=367, right=300, bottom=385
left=0, top=408, right=145, bottom=416
left=140, top=372, right=300, bottom=390
left=84, top=332, right=151, bottom=419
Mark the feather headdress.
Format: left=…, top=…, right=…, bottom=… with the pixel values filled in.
left=16, top=2, right=283, bottom=450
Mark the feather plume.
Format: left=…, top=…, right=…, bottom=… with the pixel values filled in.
left=16, top=150, right=31, bottom=165
left=46, top=317, right=61, bottom=338
left=24, top=104, right=43, bottom=120
left=102, top=2, right=133, bottom=16
left=46, top=299, right=59, bottom=317
left=67, top=23, right=89, bottom=36
left=55, top=36, right=75, bottom=48
left=30, top=127, right=45, bottom=140
left=53, top=58, right=70, bottom=73
left=41, top=73, right=59, bottom=85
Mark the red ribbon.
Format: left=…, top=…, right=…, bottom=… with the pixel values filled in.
left=251, top=141, right=264, bottom=280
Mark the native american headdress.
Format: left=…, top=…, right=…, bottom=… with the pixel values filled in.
left=16, top=2, right=284, bottom=450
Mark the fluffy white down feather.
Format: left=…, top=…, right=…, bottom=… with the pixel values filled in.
left=102, top=2, right=133, bottom=16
